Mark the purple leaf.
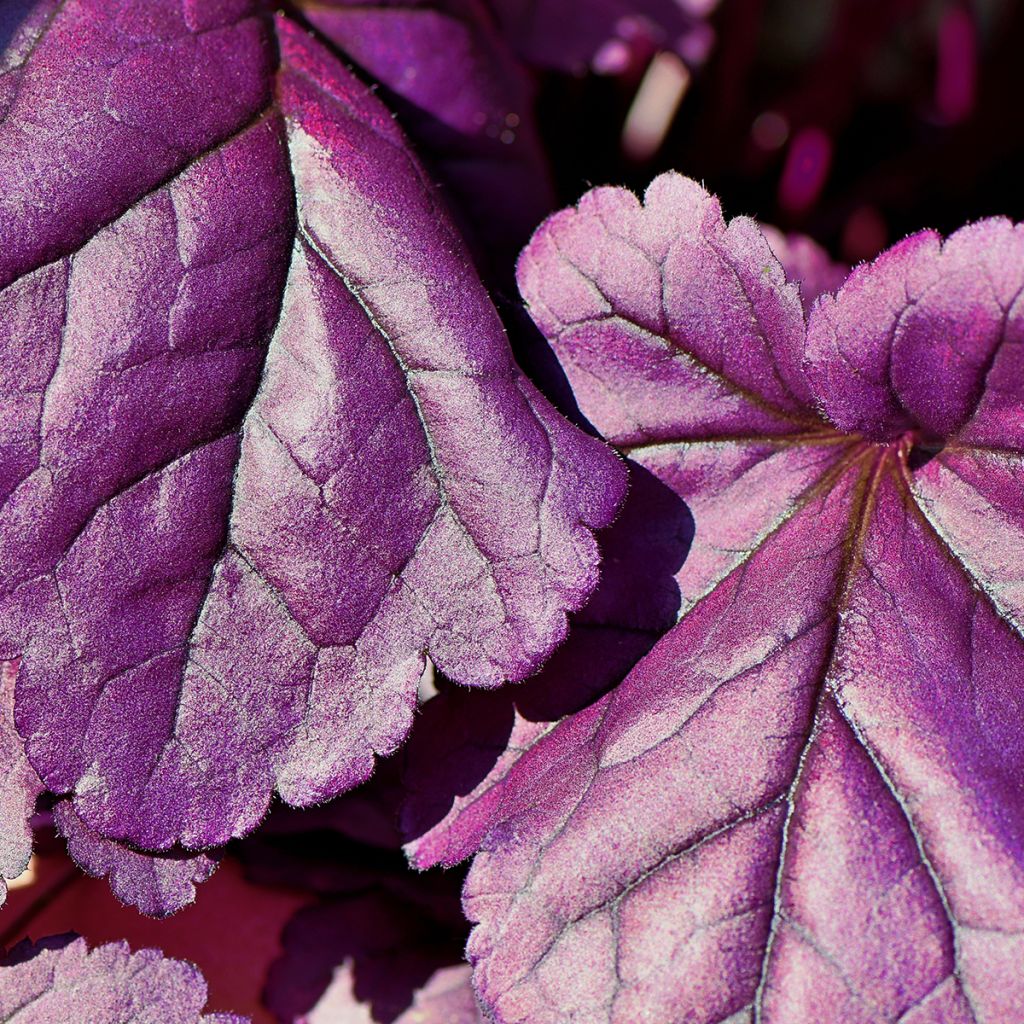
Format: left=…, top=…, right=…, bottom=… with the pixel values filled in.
left=464, top=174, right=1024, bottom=1021
left=0, top=934, right=246, bottom=1023
left=486, top=0, right=718, bottom=75
left=53, top=800, right=219, bottom=919
left=403, top=460, right=692, bottom=868
left=0, top=4, right=623, bottom=851
left=0, top=661, right=42, bottom=908
left=295, top=0, right=555, bottom=271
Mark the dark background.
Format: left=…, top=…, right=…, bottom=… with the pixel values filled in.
left=535, top=0, right=1024, bottom=265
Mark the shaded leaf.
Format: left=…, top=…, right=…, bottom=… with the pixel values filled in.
left=402, top=461, right=692, bottom=868
left=53, top=801, right=218, bottom=919
left=295, top=0, right=555, bottom=272
left=761, top=225, right=848, bottom=308
left=264, top=879, right=476, bottom=1023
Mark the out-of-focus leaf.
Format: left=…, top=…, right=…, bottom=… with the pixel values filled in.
left=761, top=225, right=848, bottom=307
left=486, top=0, right=718, bottom=74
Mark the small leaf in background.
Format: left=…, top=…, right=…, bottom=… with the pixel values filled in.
left=237, top=808, right=479, bottom=1022
left=464, top=173, right=1024, bottom=1023
left=0, top=935, right=247, bottom=1023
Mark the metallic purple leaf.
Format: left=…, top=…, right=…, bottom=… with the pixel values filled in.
left=0, top=935, right=246, bottom=1023
left=402, top=227, right=842, bottom=871
left=464, top=175, right=1024, bottom=1022
left=0, top=4, right=624, bottom=851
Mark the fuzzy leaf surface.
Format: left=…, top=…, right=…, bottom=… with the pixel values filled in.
left=0, top=661, right=42, bottom=908
left=0, top=1, right=624, bottom=851
left=53, top=801, right=218, bottom=919
left=401, top=227, right=843, bottom=870
left=465, top=173, right=1024, bottom=1023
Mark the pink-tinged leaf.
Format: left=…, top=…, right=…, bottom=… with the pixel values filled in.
left=463, top=174, right=1024, bottom=1022
left=53, top=801, right=218, bottom=919
left=0, top=661, right=42, bottom=909
left=295, top=0, right=555, bottom=270
left=403, top=460, right=692, bottom=868
left=0, top=935, right=247, bottom=1023
left=0, top=6, right=624, bottom=851
left=486, top=0, right=718, bottom=75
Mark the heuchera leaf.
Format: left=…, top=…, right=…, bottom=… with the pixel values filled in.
left=463, top=173, right=1024, bottom=1022
left=0, top=934, right=246, bottom=1023
left=0, top=2, right=624, bottom=851
left=0, top=661, right=42, bottom=908
left=53, top=800, right=219, bottom=919
left=485, top=0, right=717, bottom=74
left=295, top=0, right=555, bottom=270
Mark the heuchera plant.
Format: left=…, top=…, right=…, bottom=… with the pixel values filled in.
left=1, top=2, right=1021, bottom=1021
left=0, top=935, right=244, bottom=1023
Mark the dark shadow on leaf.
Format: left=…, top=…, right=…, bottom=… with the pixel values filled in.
left=262, top=874, right=468, bottom=1023
left=401, top=459, right=694, bottom=839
